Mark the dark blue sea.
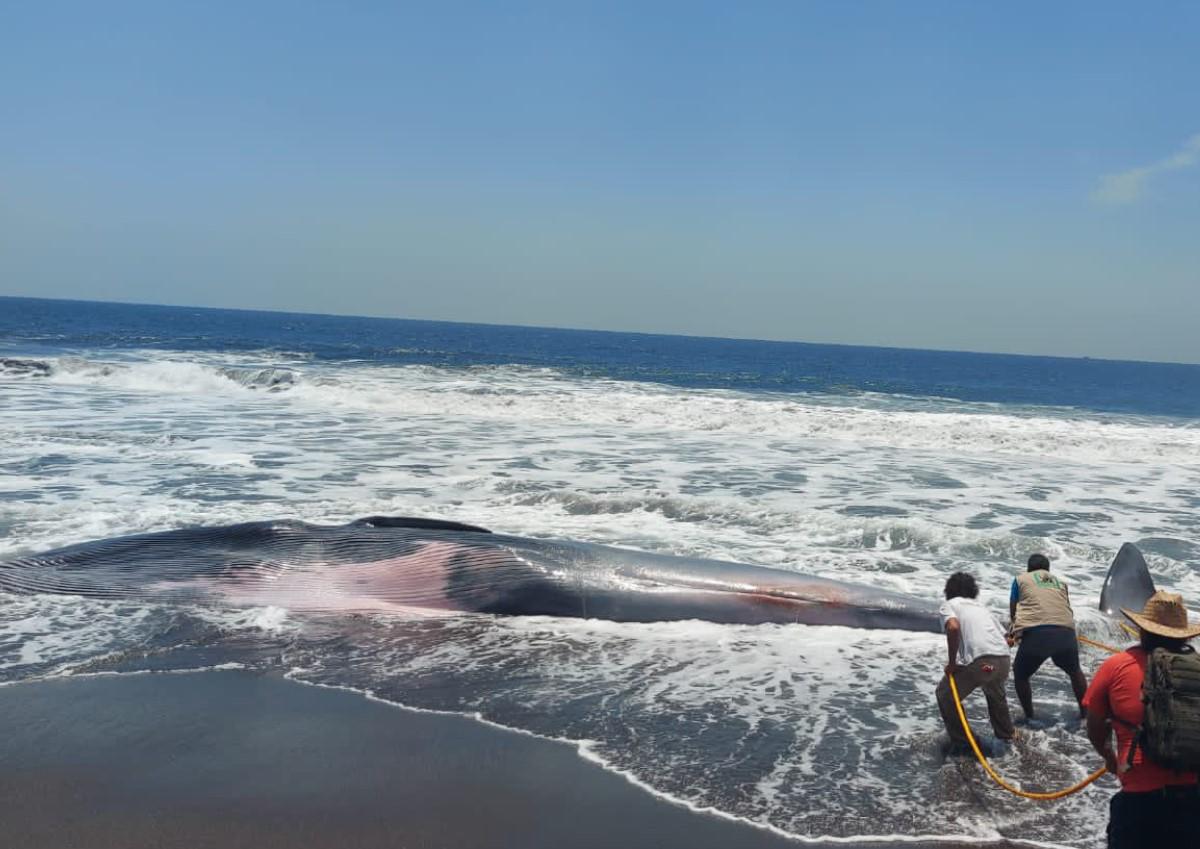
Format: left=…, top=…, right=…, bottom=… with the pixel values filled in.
left=3, top=294, right=1198, bottom=849
left=3, top=295, right=1198, bottom=418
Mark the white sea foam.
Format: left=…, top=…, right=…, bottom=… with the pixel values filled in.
left=0, top=594, right=167, bottom=678
left=190, top=604, right=297, bottom=635
left=22, top=353, right=1200, bottom=465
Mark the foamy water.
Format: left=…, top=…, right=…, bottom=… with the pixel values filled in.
left=3, top=350, right=1199, bottom=847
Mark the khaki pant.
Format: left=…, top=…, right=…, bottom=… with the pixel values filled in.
left=936, top=654, right=1016, bottom=745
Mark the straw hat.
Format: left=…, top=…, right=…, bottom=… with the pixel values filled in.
left=1122, top=591, right=1200, bottom=640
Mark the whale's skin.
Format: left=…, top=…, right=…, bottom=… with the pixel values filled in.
left=0, top=516, right=943, bottom=633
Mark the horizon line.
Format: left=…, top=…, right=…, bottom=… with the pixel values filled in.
left=2, top=292, right=1197, bottom=369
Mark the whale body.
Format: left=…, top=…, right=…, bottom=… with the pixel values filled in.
left=0, top=516, right=943, bottom=633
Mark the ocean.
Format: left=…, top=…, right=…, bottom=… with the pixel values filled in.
left=3, top=294, right=1200, bottom=848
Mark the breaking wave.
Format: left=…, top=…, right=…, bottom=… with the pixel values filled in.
left=10, top=354, right=1200, bottom=466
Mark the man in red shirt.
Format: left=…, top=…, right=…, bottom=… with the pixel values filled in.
left=1083, top=591, right=1200, bottom=848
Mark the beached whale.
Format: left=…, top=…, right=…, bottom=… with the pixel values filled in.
left=0, top=516, right=943, bottom=632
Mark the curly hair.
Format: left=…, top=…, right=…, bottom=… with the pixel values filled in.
left=944, top=571, right=979, bottom=600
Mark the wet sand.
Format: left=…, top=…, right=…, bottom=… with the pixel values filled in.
left=0, top=670, right=1020, bottom=848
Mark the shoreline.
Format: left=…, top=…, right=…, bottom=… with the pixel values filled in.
left=0, top=669, right=1033, bottom=849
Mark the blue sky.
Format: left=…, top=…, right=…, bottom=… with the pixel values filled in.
left=2, top=2, right=1197, bottom=361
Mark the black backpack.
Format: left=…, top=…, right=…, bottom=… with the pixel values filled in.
left=1128, top=647, right=1200, bottom=773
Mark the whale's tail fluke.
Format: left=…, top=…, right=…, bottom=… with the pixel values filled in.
left=1099, top=542, right=1156, bottom=619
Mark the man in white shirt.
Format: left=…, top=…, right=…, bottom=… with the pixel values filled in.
left=935, top=571, right=1017, bottom=749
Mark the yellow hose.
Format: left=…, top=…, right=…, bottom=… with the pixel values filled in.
left=946, top=632, right=1124, bottom=800
left=948, top=674, right=1108, bottom=799
left=1077, top=634, right=1122, bottom=654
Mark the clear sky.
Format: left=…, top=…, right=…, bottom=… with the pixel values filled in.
left=2, top=2, right=1197, bottom=362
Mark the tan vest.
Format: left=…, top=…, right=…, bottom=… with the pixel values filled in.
left=1012, top=570, right=1075, bottom=635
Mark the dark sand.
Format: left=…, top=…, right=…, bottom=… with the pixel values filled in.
left=0, top=671, right=1018, bottom=849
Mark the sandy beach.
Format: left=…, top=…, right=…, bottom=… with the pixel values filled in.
left=0, top=670, right=1029, bottom=849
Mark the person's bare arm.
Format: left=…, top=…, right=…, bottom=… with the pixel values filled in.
left=1086, top=703, right=1118, bottom=774
left=944, top=617, right=961, bottom=676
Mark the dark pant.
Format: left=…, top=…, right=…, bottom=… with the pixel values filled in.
left=1014, top=624, right=1081, bottom=679
left=1107, top=786, right=1200, bottom=848
left=936, top=654, right=1016, bottom=745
